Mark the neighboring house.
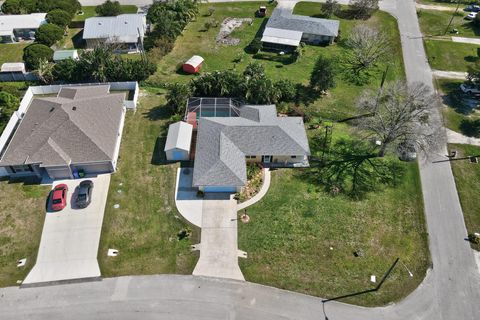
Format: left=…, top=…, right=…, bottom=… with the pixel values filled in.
left=1, top=62, right=25, bottom=73
left=0, top=85, right=126, bottom=180
left=187, top=99, right=310, bottom=193
left=0, top=13, right=47, bottom=43
left=261, top=8, right=339, bottom=50
left=83, top=14, right=146, bottom=52
left=53, top=50, right=79, bottom=62
left=164, top=121, right=193, bottom=161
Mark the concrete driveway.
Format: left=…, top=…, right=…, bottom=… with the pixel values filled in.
left=23, top=174, right=111, bottom=285
left=193, top=194, right=245, bottom=281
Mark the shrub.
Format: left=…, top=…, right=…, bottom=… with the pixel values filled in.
left=95, top=0, right=122, bottom=16
left=23, top=43, right=54, bottom=70
left=0, top=91, right=20, bottom=133
left=274, top=79, right=297, bottom=102
left=52, top=58, right=80, bottom=82
left=35, top=23, right=64, bottom=46
left=46, top=9, right=72, bottom=28
left=37, top=0, right=81, bottom=16
left=166, top=82, right=192, bottom=114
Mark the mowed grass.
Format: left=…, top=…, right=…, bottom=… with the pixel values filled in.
left=435, top=78, right=480, bottom=133
left=425, top=39, right=479, bottom=71
left=239, top=124, right=429, bottom=307
left=98, top=90, right=199, bottom=277
left=151, top=2, right=404, bottom=119
left=418, top=9, right=480, bottom=37
left=73, top=5, right=138, bottom=21
left=0, top=43, right=29, bottom=66
left=448, top=144, right=480, bottom=251
left=0, top=182, right=50, bottom=287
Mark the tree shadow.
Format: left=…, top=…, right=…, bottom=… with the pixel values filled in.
left=464, top=55, right=479, bottom=63
left=441, top=87, right=477, bottom=115
left=143, top=103, right=174, bottom=121
left=461, top=21, right=480, bottom=36
left=302, top=138, right=405, bottom=199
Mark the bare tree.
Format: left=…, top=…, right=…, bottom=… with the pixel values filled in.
left=34, top=58, right=55, bottom=84
left=344, top=25, right=391, bottom=77
left=349, top=0, right=379, bottom=19
left=355, top=81, right=443, bottom=157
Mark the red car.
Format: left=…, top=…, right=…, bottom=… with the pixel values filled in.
left=51, top=184, right=68, bottom=211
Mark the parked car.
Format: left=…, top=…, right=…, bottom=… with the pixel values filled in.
left=466, top=12, right=478, bottom=20
left=460, top=83, right=480, bottom=94
left=75, top=180, right=93, bottom=208
left=465, top=5, right=480, bottom=12
left=51, top=184, right=68, bottom=211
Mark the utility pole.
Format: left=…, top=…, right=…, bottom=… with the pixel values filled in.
left=444, top=0, right=461, bottom=36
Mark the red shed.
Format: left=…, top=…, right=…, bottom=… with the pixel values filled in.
left=182, top=55, right=204, bottom=74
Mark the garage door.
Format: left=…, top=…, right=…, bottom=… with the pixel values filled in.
left=203, top=186, right=237, bottom=193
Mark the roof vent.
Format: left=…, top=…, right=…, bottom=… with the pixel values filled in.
left=124, top=21, right=128, bottom=24
left=72, top=106, right=77, bottom=111
left=98, top=22, right=102, bottom=25
left=49, top=107, right=55, bottom=112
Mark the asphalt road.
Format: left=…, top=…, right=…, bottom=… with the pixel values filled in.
left=0, top=1, right=479, bottom=319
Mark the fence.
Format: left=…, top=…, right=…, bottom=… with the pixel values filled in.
left=0, top=72, right=38, bottom=82
left=0, top=82, right=139, bottom=167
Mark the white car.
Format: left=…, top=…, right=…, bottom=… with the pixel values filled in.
left=466, top=12, right=477, bottom=20
left=460, top=83, right=480, bottom=94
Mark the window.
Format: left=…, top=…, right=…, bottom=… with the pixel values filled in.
left=291, top=156, right=298, bottom=159
left=246, top=155, right=256, bottom=159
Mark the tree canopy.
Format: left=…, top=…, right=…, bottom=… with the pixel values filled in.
left=310, top=55, right=336, bottom=93
left=95, top=0, right=122, bottom=16
left=46, top=9, right=72, bottom=28
left=23, top=43, right=54, bottom=70
left=35, top=23, right=64, bottom=46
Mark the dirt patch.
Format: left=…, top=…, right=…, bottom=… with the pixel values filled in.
left=216, top=18, right=253, bottom=45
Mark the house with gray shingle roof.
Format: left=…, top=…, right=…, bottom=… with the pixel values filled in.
left=261, top=7, right=340, bottom=49
left=0, top=85, right=126, bottom=180
left=190, top=103, right=310, bottom=193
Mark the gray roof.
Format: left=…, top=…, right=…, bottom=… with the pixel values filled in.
left=0, top=86, right=125, bottom=167
left=192, top=105, right=310, bottom=187
left=164, top=121, right=193, bottom=152
left=83, top=14, right=146, bottom=43
left=265, top=8, right=339, bottom=37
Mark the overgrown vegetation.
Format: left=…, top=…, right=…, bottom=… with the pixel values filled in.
left=1, top=0, right=80, bottom=16
left=95, top=0, right=123, bottom=16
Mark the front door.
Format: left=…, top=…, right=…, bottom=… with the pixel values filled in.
left=262, top=155, right=272, bottom=163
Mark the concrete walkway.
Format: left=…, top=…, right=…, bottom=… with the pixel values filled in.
left=452, top=36, right=480, bottom=45
left=237, top=168, right=270, bottom=211
left=447, top=128, right=480, bottom=146
left=192, top=194, right=245, bottom=281
left=432, top=69, right=467, bottom=79
left=175, top=168, right=203, bottom=228
left=415, top=3, right=456, bottom=11
left=23, top=174, right=111, bottom=285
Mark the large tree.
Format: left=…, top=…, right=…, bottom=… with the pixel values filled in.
left=23, top=43, right=54, bottom=70
left=95, top=0, right=122, bottom=16
left=355, top=81, right=440, bottom=157
left=35, top=23, right=64, bottom=46
left=349, top=0, right=379, bottom=19
left=46, top=9, right=72, bottom=28
left=344, top=25, right=391, bottom=79
left=321, top=0, right=340, bottom=18
left=310, top=54, right=336, bottom=93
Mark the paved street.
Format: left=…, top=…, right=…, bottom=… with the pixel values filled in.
left=0, top=0, right=479, bottom=319
left=23, top=175, right=111, bottom=285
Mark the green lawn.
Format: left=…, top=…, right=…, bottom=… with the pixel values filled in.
left=0, top=43, right=29, bottom=66
left=448, top=143, right=480, bottom=251
left=0, top=182, right=50, bottom=287
left=425, top=39, right=479, bottom=71
left=417, top=0, right=461, bottom=7
left=151, top=1, right=404, bottom=120
left=435, top=78, right=480, bottom=133
left=73, top=5, right=138, bottom=21
left=418, top=9, right=479, bottom=37
left=239, top=125, right=429, bottom=306
left=98, top=89, right=199, bottom=277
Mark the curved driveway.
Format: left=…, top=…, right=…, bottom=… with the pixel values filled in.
left=0, top=1, right=479, bottom=319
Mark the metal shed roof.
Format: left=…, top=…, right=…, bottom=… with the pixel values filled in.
left=184, top=55, right=204, bottom=68
left=0, top=13, right=47, bottom=35
left=53, top=50, right=79, bottom=61
left=261, top=27, right=302, bottom=47
left=1, top=62, right=25, bottom=73
left=165, top=121, right=193, bottom=152
left=83, top=14, right=146, bottom=43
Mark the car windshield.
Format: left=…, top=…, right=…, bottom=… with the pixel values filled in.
left=52, top=199, right=62, bottom=204
left=78, top=194, right=87, bottom=201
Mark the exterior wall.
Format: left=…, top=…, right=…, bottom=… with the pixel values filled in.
left=246, top=155, right=305, bottom=165
left=71, top=161, right=114, bottom=175
left=301, top=33, right=333, bottom=45
left=199, top=185, right=241, bottom=193
left=111, top=106, right=126, bottom=169
left=0, top=164, right=43, bottom=179
left=45, top=166, right=72, bottom=180
left=86, top=38, right=139, bottom=53
left=166, top=148, right=189, bottom=161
